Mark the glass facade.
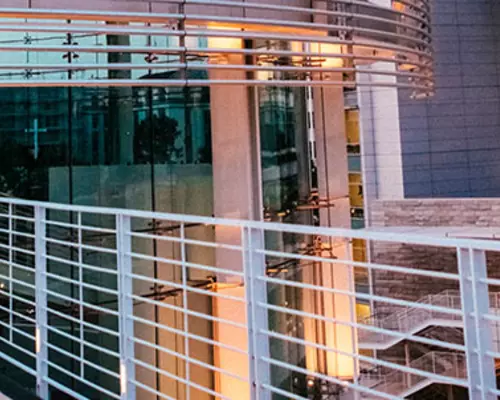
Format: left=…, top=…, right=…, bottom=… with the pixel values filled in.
left=0, top=10, right=404, bottom=399
left=0, top=28, right=216, bottom=399
left=0, top=85, right=212, bottom=212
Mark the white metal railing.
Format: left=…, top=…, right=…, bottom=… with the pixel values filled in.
left=0, top=197, right=498, bottom=399
left=367, top=351, right=467, bottom=398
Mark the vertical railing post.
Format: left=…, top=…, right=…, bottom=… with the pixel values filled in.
left=34, top=205, right=48, bottom=399
left=243, top=226, right=270, bottom=400
left=116, top=214, right=135, bottom=399
left=457, top=247, right=496, bottom=400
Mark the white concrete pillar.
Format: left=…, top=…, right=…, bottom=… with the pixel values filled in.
left=301, top=78, right=357, bottom=380
left=209, top=38, right=262, bottom=400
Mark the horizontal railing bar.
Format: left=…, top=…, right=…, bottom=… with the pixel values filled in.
left=0, top=79, right=431, bottom=91
left=45, top=219, right=116, bottom=234
left=0, top=42, right=432, bottom=69
left=259, top=248, right=461, bottom=281
left=0, top=329, right=36, bottom=358
left=46, top=324, right=120, bottom=359
left=0, top=63, right=434, bottom=82
left=45, top=254, right=118, bottom=276
left=132, top=336, right=248, bottom=382
left=480, top=277, right=500, bottom=287
left=44, top=288, right=120, bottom=317
left=184, top=0, right=430, bottom=30
left=263, top=328, right=467, bottom=387
left=0, top=303, right=36, bottom=324
left=0, top=242, right=34, bottom=256
left=129, top=293, right=247, bottom=329
left=0, top=1, right=431, bottom=35
left=129, top=231, right=244, bottom=252
left=43, top=270, right=119, bottom=296
left=0, top=272, right=36, bottom=291
left=185, top=0, right=431, bottom=24
left=262, top=384, right=308, bottom=400
left=128, top=272, right=243, bottom=302
left=46, top=341, right=120, bottom=379
left=485, top=350, right=500, bottom=359
left=44, top=237, right=118, bottom=255
left=0, top=258, right=35, bottom=274
left=264, top=357, right=400, bottom=400
left=46, top=359, right=120, bottom=399
left=46, top=307, right=120, bottom=337
left=5, top=292, right=37, bottom=307
left=0, top=13, right=431, bottom=45
left=479, top=313, right=500, bottom=323
left=0, top=213, right=34, bottom=223
left=47, top=343, right=120, bottom=379
left=0, top=344, right=36, bottom=377
left=185, top=16, right=431, bottom=50
left=133, top=357, right=232, bottom=400
left=0, top=227, right=35, bottom=239
left=128, top=251, right=244, bottom=278
left=0, top=318, right=35, bottom=341
left=261, top=303, right=466, bottom=352
left=0, top=23, right=433, bottom=57
left=0, top=0, right=431, bottom=23
left=44, top=377, right=88, bottom=400
left=260, top=275, right=464, bottom=316
left=266, top=355, right=468, bottom=396
left=5, top=198, right=500, bottom=251
left=130, top=379, right=176, bottom=400
left=131, top=314, right=247, bottom=355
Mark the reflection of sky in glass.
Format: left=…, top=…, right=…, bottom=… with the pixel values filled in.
left=0, top=18, right=207, bottom=81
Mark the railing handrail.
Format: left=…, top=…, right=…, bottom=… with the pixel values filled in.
left=0, top=197, right=497, bottom=399
left=3, top=197, right=500, bottom=251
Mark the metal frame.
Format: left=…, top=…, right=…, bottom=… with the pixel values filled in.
left=0, top=197, right=496, bottom=399
left=0, top=0, right=433, bottom=94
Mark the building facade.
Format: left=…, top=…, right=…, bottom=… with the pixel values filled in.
left=0, top=1, right=433, bottom=399
left=359, top=0, right=500, bottom=210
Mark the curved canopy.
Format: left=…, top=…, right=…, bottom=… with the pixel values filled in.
left=0, top=0, right=433, bottom=96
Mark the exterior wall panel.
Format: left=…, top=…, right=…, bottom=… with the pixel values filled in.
left=399, top=0, right=500, bottom=198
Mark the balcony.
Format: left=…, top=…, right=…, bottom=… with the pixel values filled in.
left=0, top=197, right=496, bottom=399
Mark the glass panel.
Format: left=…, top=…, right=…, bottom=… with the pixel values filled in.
left=259, top=83, right=311, bottom=397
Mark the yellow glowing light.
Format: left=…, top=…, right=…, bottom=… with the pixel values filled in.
left=309, top=43, right=344, bottom=68
left=35, top=327, right=41, bottom=353
left=120, top=364, right=127, bottom=395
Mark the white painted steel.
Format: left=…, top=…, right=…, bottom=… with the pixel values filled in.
left=0, top=0, right=433, bottom=94
left=0, top=197, right=498, bottom=399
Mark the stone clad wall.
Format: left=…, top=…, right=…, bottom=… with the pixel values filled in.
left=370, top=199, right=500, bottom=310
left=398, top=0, right=500, bottom=197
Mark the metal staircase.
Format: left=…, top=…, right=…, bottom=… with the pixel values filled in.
left=359, top=290, right=500, bottom=350
left=361, top=352, right=466, bottom=398
left=354, top=290, right=500, bottom=398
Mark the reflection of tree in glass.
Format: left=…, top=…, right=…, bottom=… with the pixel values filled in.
left=0, top=139, right=36, bottom=198
left=134, top=114, right=182, bottom=164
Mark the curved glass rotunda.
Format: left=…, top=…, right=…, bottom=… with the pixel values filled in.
left=0, top=0, right=433, bottom=399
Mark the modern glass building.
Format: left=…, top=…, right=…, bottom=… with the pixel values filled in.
left=0, top=0, right=432, bottom=399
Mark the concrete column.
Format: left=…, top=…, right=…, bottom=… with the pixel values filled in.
left=209, top=38, right=262, bottom=400
left=356, top=0, right=404, bottom=226
left=301, top=77, right=357, bottom=380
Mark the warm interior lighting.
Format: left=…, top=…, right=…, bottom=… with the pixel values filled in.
left=393, top=2, right=406, bottom=12
left=206, top=25, right=243, bottom=64
left=207, top=35, right=242, bottom=51
left=309, top=43, right=344, bottom=68
left=120, top=364, right=127, bottom=395
left=35, top=327, right=41, bottom=353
